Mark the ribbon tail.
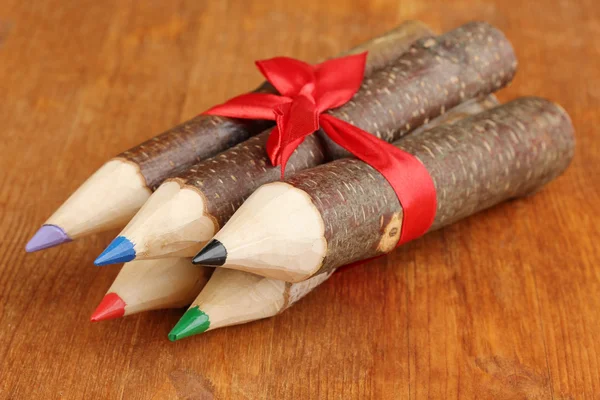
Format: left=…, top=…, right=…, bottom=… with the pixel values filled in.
left=266, top=117, right=310, bottom=179
left=203, top=93, right=291, bottom=120
left=278, top=136, right=305, bottom=179
left=266, top=96, right=319, bottom=178
left=319, top=114, right=437, bottom=245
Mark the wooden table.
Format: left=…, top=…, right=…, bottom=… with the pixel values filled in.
left=1, top=0, right=598, bottom=398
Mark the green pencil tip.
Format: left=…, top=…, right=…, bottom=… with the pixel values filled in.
left=168, top=306, right=210, bottom=341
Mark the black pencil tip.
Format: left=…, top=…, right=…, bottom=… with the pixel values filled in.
left=192, top=239, right=227, bottom=266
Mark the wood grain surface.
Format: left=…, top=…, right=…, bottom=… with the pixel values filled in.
left=0, top=0, right=598, bottom=399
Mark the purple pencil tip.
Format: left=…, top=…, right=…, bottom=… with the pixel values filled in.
left=25, top=224, right=72, bottom=252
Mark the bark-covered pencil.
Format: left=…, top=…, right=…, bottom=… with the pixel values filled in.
left=25, top=21, right=433, bottom=253
left=193, top=97, right=575, bottom=282
left=95, top=21, right=516, bottom=266
left=92, top=96, right=499, bottom=322
left=90, top=258, right=211, bottom=321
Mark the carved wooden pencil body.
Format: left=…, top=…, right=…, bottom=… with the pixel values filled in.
left=168, top=268, right=335, bottom=340
left=198, top=98, right=575, bottom=282
left=90, top=259, right=212, bottom=321
left=26, top=21, right=433, bottom=252
left=98, top=21, right=516, bottom=265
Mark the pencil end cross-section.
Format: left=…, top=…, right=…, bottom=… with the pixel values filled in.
left=25, top=224, right=72, bottom=252
left=192, top=239, right=227, bottom=266
left=94, top=236, right=136, bottom=266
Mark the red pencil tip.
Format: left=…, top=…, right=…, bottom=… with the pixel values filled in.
left=90, top=293, right=126, bottom=322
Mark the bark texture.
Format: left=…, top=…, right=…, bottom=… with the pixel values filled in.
left=285, top=97, right=575, bottom=274
left=118, top=110, right=273, bottom=190
left=410, top=95, right=498, bottom=136
left=341, top=20, right=436, bottom=76
left=171, top=132, right=326, bottom=229
left=117, top=21, right=434, bottom=190
left=171, top=22, right=515, bottom=229
left=320, top=21, right=517, bottom=160
left=172, top=100, right=498, bottom=231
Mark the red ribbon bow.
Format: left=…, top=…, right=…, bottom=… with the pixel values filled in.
left=204, top=54, right=436, bottom=245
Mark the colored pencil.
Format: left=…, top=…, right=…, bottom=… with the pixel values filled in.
left=168, top=268, right=335, bottom=340
left=192, top=98, right=575, bottom=282
left=95, top=21, right=516, bottom=266
left=25, top=20, right=432, bottom=252
left=90, top=258, right=211, bottom=321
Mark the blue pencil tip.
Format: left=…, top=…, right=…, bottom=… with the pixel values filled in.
left=25, top=224, right=72, bottom=252
left=94, top=236, right=136, bottom=266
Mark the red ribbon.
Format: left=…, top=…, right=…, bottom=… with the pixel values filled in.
left=203, top=53, right=436, bottom=245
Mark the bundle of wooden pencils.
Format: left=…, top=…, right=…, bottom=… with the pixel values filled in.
left=26, top=21, right=575, bottom=342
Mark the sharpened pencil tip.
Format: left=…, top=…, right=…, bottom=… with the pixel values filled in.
left=25, top=224, right=72, bottom=252
left=90, top=293, right=126, bottom=321
left=168, top=306, right=210, bottom=341
left=192, top=239, right=227, bottom=266
left=94, top=236, right=136, bottom=266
